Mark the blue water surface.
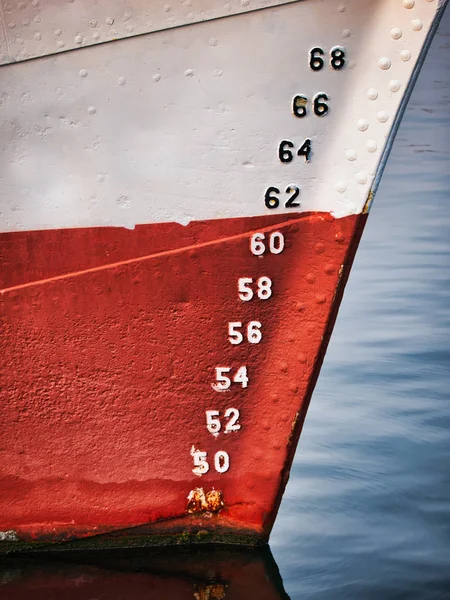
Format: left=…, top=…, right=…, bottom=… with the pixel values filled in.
left=271, top=6, right=450, bottom=599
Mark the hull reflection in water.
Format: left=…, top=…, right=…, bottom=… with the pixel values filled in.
left=0, top=546, right=290, bottom=600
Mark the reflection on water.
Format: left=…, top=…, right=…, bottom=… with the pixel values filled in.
left=0, top=546, right=289, bottom=600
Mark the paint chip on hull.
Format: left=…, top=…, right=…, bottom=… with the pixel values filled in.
left=0, top=530, right=19, bottom=542
left=187, top=488, right=224, bottom=514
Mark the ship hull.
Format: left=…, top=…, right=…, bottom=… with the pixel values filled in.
left=0, top=0, right=446, bottom=550
left=1, top=211, right=365, bottom=548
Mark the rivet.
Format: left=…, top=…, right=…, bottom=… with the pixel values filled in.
left=305, top=273, right=316, bottom=284
left=57, top=40, right=65, bottom=48
left=272, top=443, right=282, bottom=451
left=355, top=171, right=368, bottom=185
left=367, top=88, right=378, bottom=100
left=341, top=29, right=351, bottom=39
left=290, top=224, right=299, bottom=233
left=357, top=118, right=369, bottom=131
left=324, top=263, right=336, bottom=275
left=92, top=32, right=100, bottom=40
left=213, top=69, right=223, bottom=77
left=338, top=5, right=346, bottom=13
left=295, top=302, right=306, bottom=312
left=390, top=27, right=402, bottom=40
left=8, top=21, right=16, bottom=29
left=117, top=76, right=126, bottom=86
left=316, top=295, right=327, bottom=304
left=97, top=174, right=106, bottom=183
left=164, top=4, right=171, bottom=12
left=117, top=195, right=131, bottom=209
left=403, top=0, right=414, bottom=8
left=307, top=323, right=316, bottom=334
left=185, top=69, right=195, bottom=77
left=271, top=394, right=279, bottom=404
left=411, top=19, right=423, bottom=31
left=378, top=57, right=391, bottom=70
left=400, top=49, right=411, bottom=61
left=89, top=19, right=98, bottom=28
left=31, top=0, right=39, bottom=6
left=336, top=181, right=347, bottom=193
left=34, top=32, right=41, bottom=40
left=54, top=28, right=62, bottom=36
left=153, top=74, right=161, bottom=82
left=287, top=332, right=295, bottom=342
left=297, top=353, right=307, bottom=363
left=315, top=242, right=325, bottom=254
left=188, top=250, right=197, bottom=259
left=124, top=12, right=132, bottom=21
left=290, top=383, right=299, bottom=393
left=377, top=110, right=389, bottom=123
left=241, top=0, right=250, bottom=6
left=366, top=139, right=378, bottom=153
left=282, top=413, right=290, bottom=422
left=33, top=16, right=41, bottom=23
left=106, top=17, right=114, bottom=26
left=75, top=34, right=84, bottom=45
left=87, top=106, right=96, bottom=114
left=389, top=80, right=401, bottom=92
left=209, top=37, right=218, bottom=46
left=345, top=149, right=357, bottom=161
left=79, top=69, right=88, bottom=77
left=335, top=232, right=345, bottom=243
left=263, top=420, right=271, bottom=430
left=125, top=24, right=133, bottom=33
left=280, top=362, right=288, bottom=373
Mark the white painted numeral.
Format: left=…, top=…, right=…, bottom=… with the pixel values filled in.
left=191, top=447, right=230, bottom=475
left=269, top=232, right=284, bottom=254
left=247, top=321, right=262, bottom=344
left=250, top=233, right=265, bottom=256
left=233, top=366, right=248, bottom=388
left=257, top=276, right=272, bottom=299
left=213, top=366, right=248, bottom=391
left=238, top=277, right=253, bottom=301
left=191, top=447, right=209, bottom=475
left=228, top=322, right=244, bottom=344
left=214, top=451, right=230, bottom=473
left=206, top=408, right=242, bottom=435
left=228, top=321, right=262, bottom=345
left=250, top=232, right=285, bottom=256
left=224, top=407, right=241, bottom=433
left=205, top=410, right=221, bottom=434
left=237, top=277, right=272, bottom=301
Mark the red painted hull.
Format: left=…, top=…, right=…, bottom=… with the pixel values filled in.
left=0, top=211, right=366, bottom=547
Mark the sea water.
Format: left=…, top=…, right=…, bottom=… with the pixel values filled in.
left=271, top=6, right=450, bottom=598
